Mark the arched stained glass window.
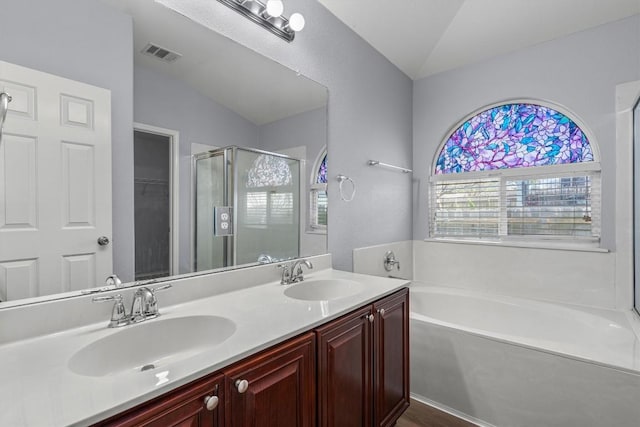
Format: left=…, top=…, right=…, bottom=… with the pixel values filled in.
left=316, top=154, right=328, bottom=184
left=430, top=102, right=600, bottom=243
left=435, top=103, right=593, bottom=174
left=247, top=154, right=292, bottom=188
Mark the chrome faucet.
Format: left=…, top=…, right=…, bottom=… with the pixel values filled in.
left=258, top=254, right=275, bottom=264
left=91, top=294, right=129, bottom=328
left=131, top=284, right=172, bottom=322
left=383, top=251, right=400, bottom=272
left=105, top=274, right=123, bottom=288
left=279, top=259, right=313, bottom=285
left=130, top=287, right=155, bottom=323
left=92, top=284, right=172, bottom=328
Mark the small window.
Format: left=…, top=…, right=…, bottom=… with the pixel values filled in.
left=430, top=102, right=600, bottom=244
left=310, top=151, right=327, bottom=232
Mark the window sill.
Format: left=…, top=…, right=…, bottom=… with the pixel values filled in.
left=306, top=228, right=327, bottom=235
left=423, top=238, right=610, bottom=253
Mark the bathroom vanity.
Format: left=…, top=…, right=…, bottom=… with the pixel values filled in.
left=0, top=258, right=409, bottom=427
left=95, top=288, right=409, bottom=427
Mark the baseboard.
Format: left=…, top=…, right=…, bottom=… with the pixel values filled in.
left=409, top=393, right=494, bottom=427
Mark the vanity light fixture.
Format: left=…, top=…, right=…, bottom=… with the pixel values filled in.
left=216, top=0, right=305, bottom=42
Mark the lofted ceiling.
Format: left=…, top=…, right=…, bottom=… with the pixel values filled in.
left=318, top=0, right=640, bottom=80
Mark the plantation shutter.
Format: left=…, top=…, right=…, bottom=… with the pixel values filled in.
left=429, top=163, right=601, bottom=241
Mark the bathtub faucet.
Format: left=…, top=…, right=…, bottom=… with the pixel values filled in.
left=383, top=251, right=400, bottom=272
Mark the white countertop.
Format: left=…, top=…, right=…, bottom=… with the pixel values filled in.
left=0, top=268, right=408, bottom=426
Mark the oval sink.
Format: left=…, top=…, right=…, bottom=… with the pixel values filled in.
left=284, top=279, right=364, bottom=301
left=69, top=315, right=236, bottom=377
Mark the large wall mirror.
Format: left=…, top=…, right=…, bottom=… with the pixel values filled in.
left=0, top=0, right=328, bottom=306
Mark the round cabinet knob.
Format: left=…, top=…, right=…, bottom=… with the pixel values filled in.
left=97, top=236, right=110, bottom=246
left=378, top=308, right=385, bottom=316
left=235, top=379, right=249, bottom=393
left=367, top=314, right=374, bottom=323
left=203, top=395, right=219, bottom=411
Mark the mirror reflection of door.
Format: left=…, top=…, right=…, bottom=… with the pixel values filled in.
left=0, top=60, right=112, bottom=301
left=133, top=129, right=172, bottom=281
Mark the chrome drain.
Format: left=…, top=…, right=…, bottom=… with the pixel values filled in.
left=140, top=364, right=156, bottom=372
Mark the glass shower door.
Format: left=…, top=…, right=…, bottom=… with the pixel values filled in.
left=194, top=150, right=227, bottom=271
left=235, top=148, right=300, bottom=265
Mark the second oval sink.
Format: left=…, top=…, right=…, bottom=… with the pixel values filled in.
left=284, top=279, right=364, bottom=301
left=69, top=315, right=236, bottom=377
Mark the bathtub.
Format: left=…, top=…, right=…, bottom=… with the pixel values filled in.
left=410, top=285, right=640, bottom=427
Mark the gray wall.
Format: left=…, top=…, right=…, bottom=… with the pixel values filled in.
left=0, top=0, right=135, bottom=280
left=413, top=15, right=640, bottom=250
left=159, top=0, right=414, bottom=271
left=259, top=107, right=327, bottom=156
left=134, top=65, right=259, bottom=273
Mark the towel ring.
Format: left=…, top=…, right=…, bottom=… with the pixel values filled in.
left=337, top=174, right=356, bottom=202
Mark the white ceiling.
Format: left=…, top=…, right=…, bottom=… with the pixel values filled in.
left=102, top=0, right=327, bottom=125
left=318, top=0, right=640, bottom=80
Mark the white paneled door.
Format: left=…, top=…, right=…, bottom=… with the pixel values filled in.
left=0, top=60, right=112, bottom=301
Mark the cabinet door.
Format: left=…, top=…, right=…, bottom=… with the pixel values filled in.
left=96, top=373, right=224, bottom=427
left=316, top=306, right=373, bottom=427
left=373, top=288, right=410, bottom=427
left=225, top=332, right=316, bottom=427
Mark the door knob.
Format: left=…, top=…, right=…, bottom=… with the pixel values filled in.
left=97, top=236, right=110, bottom=246
left=204, top=395, right=219, bottom=411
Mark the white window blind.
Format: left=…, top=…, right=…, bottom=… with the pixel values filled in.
left=429, top=164, right=601, bottom=242
left=310, top=188, right=327, bottom=230
left=246, top=192, right=267, bottom=225
left=245, top=191, right=294, bottom=225
left=270, top=193, right=294, bottom=224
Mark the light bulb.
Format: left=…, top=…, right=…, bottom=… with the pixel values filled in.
left=265, top=0, right=284, bottom=17
left=288, top=12, right=305, bottom=32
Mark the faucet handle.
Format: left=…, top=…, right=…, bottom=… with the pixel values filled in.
left=151, top=283, right=172, bottom=293
left=383, top=251, right=400, bottom=272
left=92, top=294, right=123, bottom=305
left=92, top=294, right=128, bottom=328
left=278, top=264, right=292, bottom=285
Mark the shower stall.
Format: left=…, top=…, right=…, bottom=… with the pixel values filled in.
left=193, top=146, right=300, bottom=271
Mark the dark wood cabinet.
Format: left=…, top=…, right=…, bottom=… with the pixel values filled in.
left=316, top=288, right=409, bottom=427
left=97, top=373, right=224, bottom=427
left=373, top=288, right=410, bottom=427
left=224, top=332, right=316, bottom=427
left=316, top=305, right=373, bottom=427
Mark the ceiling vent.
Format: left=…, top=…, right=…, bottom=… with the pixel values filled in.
left=141, top=43, right=182, bottom=63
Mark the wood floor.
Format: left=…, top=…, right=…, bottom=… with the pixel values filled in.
left=396, top=399, right=477, bottom=427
